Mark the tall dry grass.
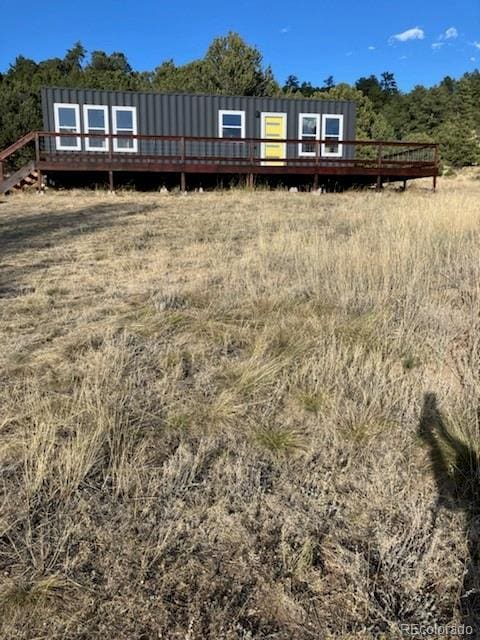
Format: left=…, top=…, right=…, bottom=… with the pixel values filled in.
left=1, top=179, right=480, bottom=638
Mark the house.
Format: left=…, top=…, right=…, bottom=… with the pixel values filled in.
left=42, top=87, right=356, bottom=161
left=0, top=87, right=439, bottom=193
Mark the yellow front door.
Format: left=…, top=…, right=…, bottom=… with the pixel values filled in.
left=261, top=113, right=287, bottom=166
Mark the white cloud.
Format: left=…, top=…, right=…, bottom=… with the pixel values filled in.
left=444, top=27, right=458, bottom=39
left=471, top=57, right=476, bottom=62
left=399, top=55, right=408, bottom=60
left=280, top=27, right=290, bottom=34
left=390, top=27, right=425, bottom=43
left=473, top=41, right=480, bottom=49
left=368, top=45, right=376, bottom=51
left=432, top=42, right=444, bottom=50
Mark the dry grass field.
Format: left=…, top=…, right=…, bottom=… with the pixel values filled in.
left=1, top=180, right=480, bottom=639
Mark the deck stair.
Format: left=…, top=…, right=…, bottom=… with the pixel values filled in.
left=0, top=161, right=39, bottom=194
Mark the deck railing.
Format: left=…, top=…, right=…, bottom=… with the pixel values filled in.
left=0, top=131, right=439, bottom=184
left=36, top=131, right=438, bottom=168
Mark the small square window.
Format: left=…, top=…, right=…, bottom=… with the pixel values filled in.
left=325, top=118, right=340, bottom=137
left=302, top=117, right=317, bottom=136
left=58, top=107, right=77, bottom=128
left=87, top=109, right=106, bottom=129
left=116, top=110, right=133, bottom=130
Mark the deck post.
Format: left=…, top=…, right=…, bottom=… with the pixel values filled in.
left=34, top=132, right=40, bottom=163
left=314, top=141, right=321, bottom=191
left=248, top=141, right=255, bottom=189
left=376, top=142, right=383, bottom=192
left=433, top=144, right=439, bottom=192
left=403, top=179, right=407, bottom=191
left=180, top=136, right=186, bottom=192
left=34, top=133, right=42, bottom=192
left=108, top=170, right=114, bottom=192
left=0, top=161, right=3, bottom=184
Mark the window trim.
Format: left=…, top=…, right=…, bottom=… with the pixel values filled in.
left=321, top=114, right=344, bottom=158
left=53, top=103, right=81, bottom=151
left=298, top=113, right=320, bottom=157
left=112, top=106, right=138, bottom=153
left=218, top=110, right=246, bottom=139
left=83, top=104, right=109, bottom=152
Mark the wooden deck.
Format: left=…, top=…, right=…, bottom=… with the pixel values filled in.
left=0, top=131, right=440, bottom=192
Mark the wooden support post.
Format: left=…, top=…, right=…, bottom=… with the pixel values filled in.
left=36, top=169, right=43, bottom=192
left=0, top=161, right=3, bottom=185
left=108, top=170, right=114, bottom=192
left=403, top=179, right=407, bottom=191
left=376, top=142, right=383, bottom=192
left=180, top=135, right=186, bottom=192
left=34, top=132, right=40, bottom=164
left=248, top=141, right=255, bottom=189
left=313, top=173, right=319, bottom=191
left=433, top=143, right=439, bottom=192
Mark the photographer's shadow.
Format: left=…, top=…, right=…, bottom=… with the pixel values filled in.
left=418, top=393, right=480, bottom=631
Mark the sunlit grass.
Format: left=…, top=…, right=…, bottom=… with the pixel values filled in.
left=1, top=178, right=480, bottom=638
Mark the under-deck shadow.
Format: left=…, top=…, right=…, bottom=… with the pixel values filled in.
left=418, top=392, right=480, bottom=632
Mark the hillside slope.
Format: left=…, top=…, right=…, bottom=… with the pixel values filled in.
left=1, top=184, right=479, bottom=638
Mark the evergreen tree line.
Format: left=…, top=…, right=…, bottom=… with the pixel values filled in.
left=1, top=32, right=479, bottom=167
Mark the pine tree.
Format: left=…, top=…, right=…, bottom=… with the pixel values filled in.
left=201, top=32, right=279, bottom=96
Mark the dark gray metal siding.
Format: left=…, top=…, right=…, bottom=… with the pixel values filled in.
left=41, top=87, right=357, bottom=158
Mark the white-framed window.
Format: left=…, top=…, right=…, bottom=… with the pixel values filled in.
left=54, top=103, right=81, bottom=151
left=112, top=106, right=138, bottom=152
left=298, top=113, right=320, bottom=156
left=218, top=110, right=245, bottom=138
left=321, top=114, right=344, bottom=157
left=83, top=105, right=109, bottom=152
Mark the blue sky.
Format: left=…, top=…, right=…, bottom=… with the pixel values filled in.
left=0, top=0, right=479, bottom=90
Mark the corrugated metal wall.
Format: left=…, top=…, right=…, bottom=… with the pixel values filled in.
left=41, top=87, right=357, bottom=158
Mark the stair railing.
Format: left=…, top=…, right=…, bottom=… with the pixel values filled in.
left=0, top=131, right=38, bottom=181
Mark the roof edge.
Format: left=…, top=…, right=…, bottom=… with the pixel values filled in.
left=40, top=86, right=357, bottom=104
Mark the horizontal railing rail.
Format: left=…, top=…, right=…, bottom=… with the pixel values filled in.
left=36, top=130, right=438, bottom=148
left=36, top=131, right=439, bottom=165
